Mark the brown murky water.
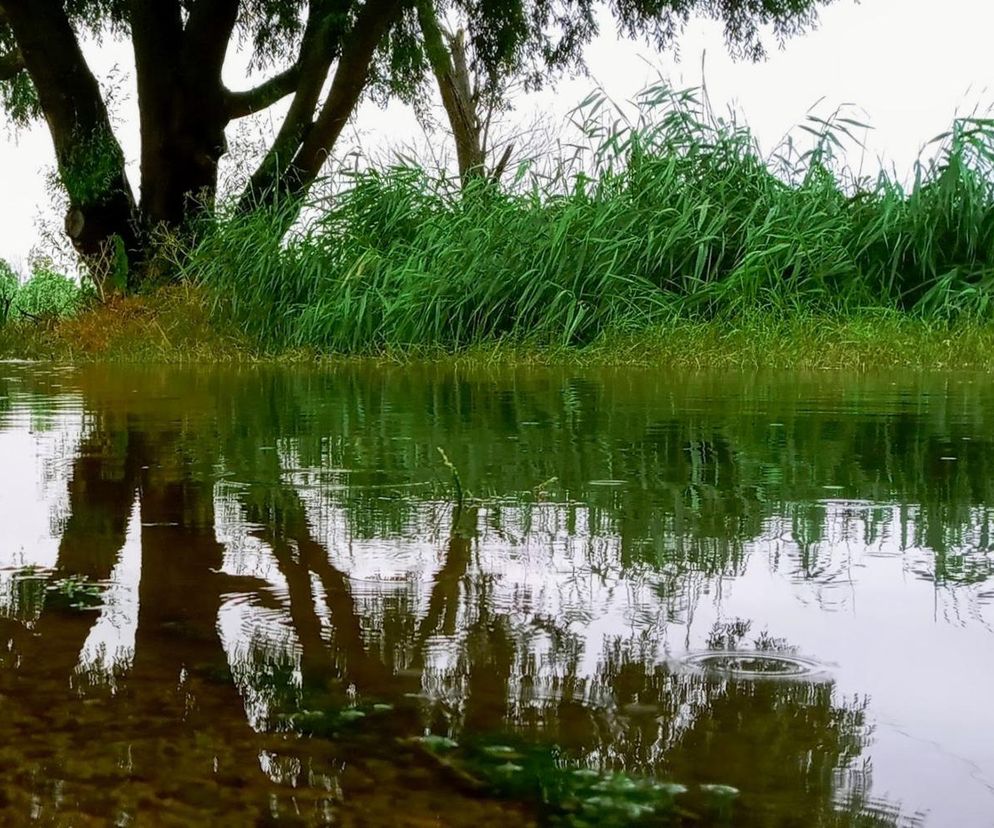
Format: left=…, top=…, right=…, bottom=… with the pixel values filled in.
left=1, top=363, right=992, bottom=826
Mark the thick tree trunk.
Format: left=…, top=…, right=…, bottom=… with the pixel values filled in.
left=2, top=0, right=139, bottom=283
left=131, top=0, right=235, bottom=237
left=3, top=0, right=403, bottom=286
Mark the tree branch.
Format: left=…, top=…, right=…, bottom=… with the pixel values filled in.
left=0, top=46, right=23, bottom=81
left=225, top=62, right=302, bottom=119
left=239, top=0, right=350, bottom=208
left=280, top=0, right=403, bottom=198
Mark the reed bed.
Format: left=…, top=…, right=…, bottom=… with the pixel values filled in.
left=181, top=83, right=994, bottom=354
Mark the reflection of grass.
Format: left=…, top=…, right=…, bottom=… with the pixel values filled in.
left=4, top=566, right=48, bottom=621
left=274, top=688, right=736, bottom=824
left=45, top=576, right=104, bottom=611
left=2, top=567, right=103, bottom=618
left=411, top=732, right=737, bottom=827
left=285, top=704, right=383, bottom=736
left=706, top=618, right=751, bottom=650
left=753, top=629, right=796, bottom=653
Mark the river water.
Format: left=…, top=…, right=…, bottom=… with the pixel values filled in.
left=0, top=363, right=991, bottom=826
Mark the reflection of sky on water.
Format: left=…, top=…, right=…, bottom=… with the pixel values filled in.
left=76, top=495, right=142, bottom=686
left=206, top=469, right=994, bottom=824
left=2, top=367, right=994, bottom=825
left=0, top=395, right=81, bottom=576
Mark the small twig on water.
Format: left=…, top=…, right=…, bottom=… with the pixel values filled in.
left=436, top=446, right=464, bottom=508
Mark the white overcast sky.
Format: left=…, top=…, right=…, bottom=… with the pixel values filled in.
left=0, top=0, right=991, bottom=271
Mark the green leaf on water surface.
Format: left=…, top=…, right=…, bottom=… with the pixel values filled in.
left=417, top=734, right=459, bottom=751
left=700, top=783, right=740, bottom=798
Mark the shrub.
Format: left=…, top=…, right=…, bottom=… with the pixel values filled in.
left=0, top=260, right=17, bottom=324
left=180, top=82, right=994, bottom=353
left=13, top=268, right=83, bottom=319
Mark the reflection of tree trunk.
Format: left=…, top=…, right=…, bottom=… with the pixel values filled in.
left=7, top=612, right=104, bottom=716
left=416, top=506, right=476, bottom=655
left=292, top=514, right=394, bottom=695
left=6, top=425, right=143, bottom=699
left=259, top=528, right=335, bottom=689
left=129, top=470, right=248, bottom=732
left=57, top=426, right=143, bottom=579
left=463, top=609, right=514, bottom=734
left=251, top=483, right=393, bottom=696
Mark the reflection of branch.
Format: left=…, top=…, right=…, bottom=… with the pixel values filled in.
left=257, top=526, right=335, bottom=687
left=261, top=486, right=393, bottom=694
left=295, top=528, right=393, bottom=693
left=414, top=506, right=476, bottom=657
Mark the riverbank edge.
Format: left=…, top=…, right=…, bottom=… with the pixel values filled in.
left=3, top=287, right=994, bottom=370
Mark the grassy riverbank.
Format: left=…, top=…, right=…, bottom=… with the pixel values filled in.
left=174, top=85, right=994, bottom=356
left=4, top=83, right=994, bottom=368
left=5, top=286, right=994, bottom=370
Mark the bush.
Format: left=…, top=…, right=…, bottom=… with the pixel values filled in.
left=0, top=260, right=17, bottom=324
left=181, top=82, right=994, bottom=353
left=13, top=268, right=83, bottom=319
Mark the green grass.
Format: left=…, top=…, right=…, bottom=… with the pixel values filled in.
left=6, top=82, right=994, bottom=367
left=8, top=299, right=994, bottom=370
left=1, top=262, right=84, bottom=326
left=173, top=82, right=994, bottom=359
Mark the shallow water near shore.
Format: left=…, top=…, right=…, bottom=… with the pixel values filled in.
left=0, top=363, right=992, bottom=826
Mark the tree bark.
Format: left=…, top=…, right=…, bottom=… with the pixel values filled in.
left=2, top=0, right=404, bottom=284
left=130, top=0, right=236, bottom=233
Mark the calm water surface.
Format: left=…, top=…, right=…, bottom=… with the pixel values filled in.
left=1, top=363, right=992, bottom=826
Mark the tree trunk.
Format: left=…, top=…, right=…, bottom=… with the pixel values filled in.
left=131, top=0, right=235, bottom=244
left=3, top=0, right=139, bottom=284
left=4, top=0, right=404, bottom=286
left=415, top=2, right=486, bottom=187
left=242, top=0, right=403, bottom=215
left=238, top=1, right=342, bottom=211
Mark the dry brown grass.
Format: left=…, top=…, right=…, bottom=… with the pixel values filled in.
left=0, top=285, right=252, bottom=362
left=5, top=287, right=994, bottom=372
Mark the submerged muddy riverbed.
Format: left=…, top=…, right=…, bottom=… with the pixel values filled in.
left=0, top=363, right=991, bottom=826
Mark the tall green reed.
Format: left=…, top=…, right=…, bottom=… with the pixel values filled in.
left=180, top=81, right=994, bottom=352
